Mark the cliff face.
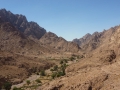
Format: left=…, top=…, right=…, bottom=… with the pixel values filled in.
left=0, top=9, right=46, bottom=39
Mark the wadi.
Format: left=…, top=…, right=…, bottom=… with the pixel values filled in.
left=0, top=9, right=120, bottom=90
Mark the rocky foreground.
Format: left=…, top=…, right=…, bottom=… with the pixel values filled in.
left=37, top=50, right=120, bottom=90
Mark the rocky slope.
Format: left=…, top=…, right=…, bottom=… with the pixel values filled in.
left=0, top=17, right=56, bottom=88
left=0, top=9, right=80, bottom=53
left=0, top=51, right=55, bottom=88
left=0, top=17, right=56, bottom=55
left=40, top=32, right=80, bottom=53
left=0, top=9, right=80, bottom=88
left=0, top=9, right=46, bottom=39
left=1, top=8, right=120, bottom=90
left=38, top=25, right=120, bottom=90
left=37, top=49, right=118, bottom=90
left=73, top=27, right=116, bottom=52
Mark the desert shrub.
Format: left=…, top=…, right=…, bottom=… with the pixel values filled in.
left=51, top=72, right=57, bottom=79
left=60, top=60, right=64, bottom=64
left=57, top=71, right=64, bottom=77
left=51, top=61, right=68, bottom=79
left=60, top=59, right=68, bottom=65
left=13, top=87, right=23, bottom=90
left=13, top=87, right=18, bottom=90
left=64, top=59, right=68, bottom=63
left=35, top=79, right=41, bottom=83
left=26, top=80, right=31, bottom=85
left=40, top=70, right=46, bottom=76
left=50, top=69, right=54, bottom=71
left=70, top=56, right=75, bottom=61
left=61, top=63, right=67, bottom=75
left=51, top=70, right=65, bottom=79
left=31, top=67, right=37, bottom=73
left=77, top=55, right=84, bottom=59
left=36, top=72, right=39, bottom=75
left=53, top=65, right=58, bottom=71
left=2, top=82, right=12, bottom=90
left=61, top=63, right=67, bottom=68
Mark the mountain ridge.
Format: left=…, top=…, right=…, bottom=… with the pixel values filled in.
left=1, top=8, right=120, bottom=90
left=0, top=9, right=46, bottom=39
left=0, top=9, right=80, bottom=53
left=38, top=25, right=120, bottom=90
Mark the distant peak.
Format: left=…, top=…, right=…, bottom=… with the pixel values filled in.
left=0, top=8, right=46, bottom=39
left=82, top=33, right=91, bottom=39
left=46, top=32, right=58, bottom=37
left=0, top=8, right=7, bottom=11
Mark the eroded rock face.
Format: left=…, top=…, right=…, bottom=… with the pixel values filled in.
left=73, top=33, right=92, bottom=46
left=73, top=32, right=102, bottom=52
left=0, top=9, right=46, bottom=39
left=99, top=50, right=116, bottom=64
left=73, top=27, right=118, bottom=52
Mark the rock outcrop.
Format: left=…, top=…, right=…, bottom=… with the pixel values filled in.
left=0, top=9, right=46, bottom=39
left=0, top=9, right=81, bottom=53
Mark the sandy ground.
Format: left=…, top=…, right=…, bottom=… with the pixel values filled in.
left=11, top=75, right=40, bottom=89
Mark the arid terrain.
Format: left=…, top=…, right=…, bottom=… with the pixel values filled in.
left=0, top=9, right=120, bottom=90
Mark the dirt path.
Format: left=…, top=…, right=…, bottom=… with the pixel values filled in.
left=11, top=58, right=77, bottom=89
left=11, top=75, right=40, bottom=89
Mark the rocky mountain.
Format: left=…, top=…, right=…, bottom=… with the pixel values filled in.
left=1, top=8, right=120, bottom=90
left=40, top=32, right=80, bottom=53
left=0, top=9, right=80, bottom=53
left=0, top=9, right=81, bottom=88
left=0, top=9, right=46, bottom=39
left=0, top=17, right=56, bottom=87
left=73, top=28, right=116, bottom=52
left=73, top=33, right=92, bottom=49
left=38, top=25, right=120, bottom=90
left=0, top=17, right=56, bottom=55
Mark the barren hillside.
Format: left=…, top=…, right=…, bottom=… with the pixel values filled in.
left=0, top=8, right=120, bottom=90
left=38, top=25, right=120, bottom=90
left=40, top=32, right=80, bottom=53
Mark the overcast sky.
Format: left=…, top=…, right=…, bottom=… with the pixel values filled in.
left=0, top=0, right=120, bottom=41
